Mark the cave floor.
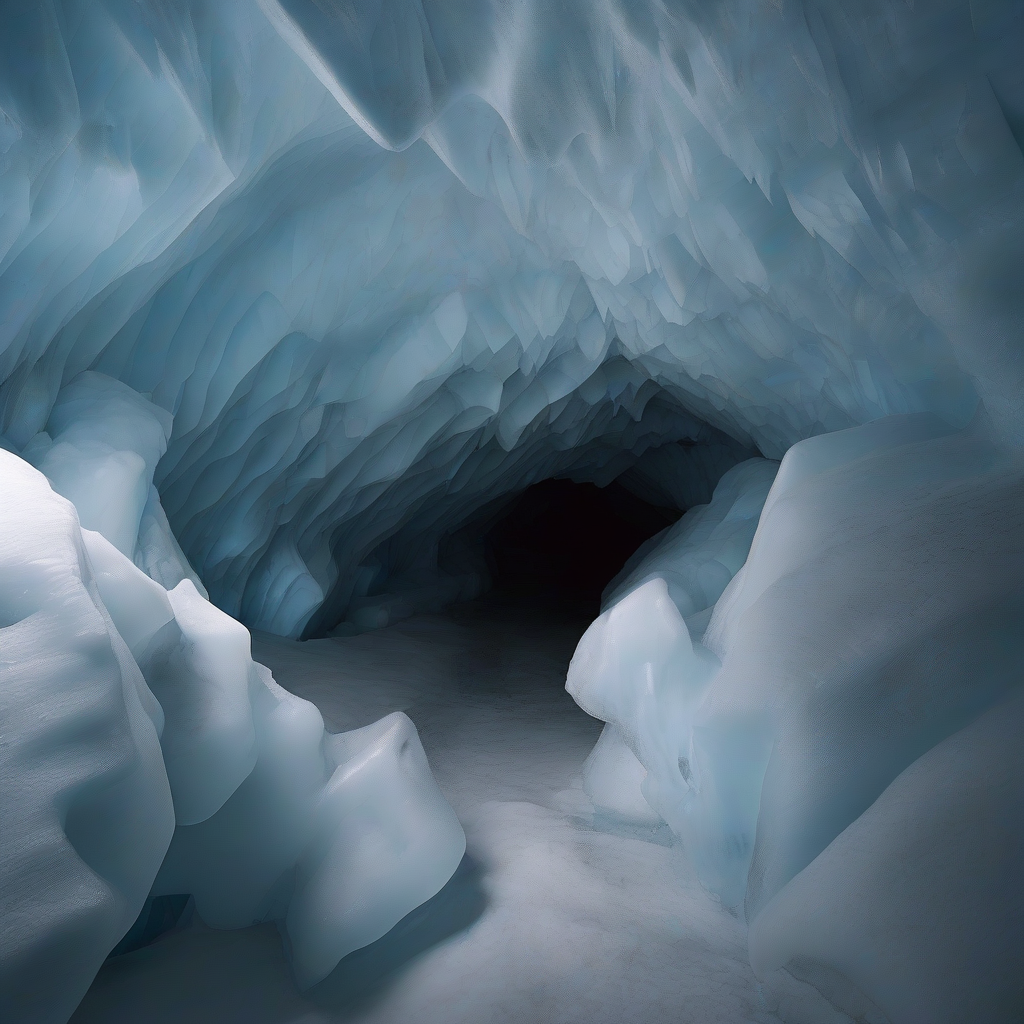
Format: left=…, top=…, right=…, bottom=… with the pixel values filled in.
left=71, top=591, right=781, bottom=1024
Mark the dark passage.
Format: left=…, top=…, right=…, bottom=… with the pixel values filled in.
left=480, top=479, right=680, bottom=613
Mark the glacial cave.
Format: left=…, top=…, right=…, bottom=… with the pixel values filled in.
left=453, top=476, right=682, bottom=609
left=0, top=2, right=1021, bottom=1023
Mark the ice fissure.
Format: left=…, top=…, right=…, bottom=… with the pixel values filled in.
left=0, top=1, right=1021, bottom=1023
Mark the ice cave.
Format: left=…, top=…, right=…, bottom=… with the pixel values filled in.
left=0, top=2, right=1021, bottom=1022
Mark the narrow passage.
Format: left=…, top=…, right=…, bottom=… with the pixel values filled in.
left=73, top=592, right=780, bottom=1024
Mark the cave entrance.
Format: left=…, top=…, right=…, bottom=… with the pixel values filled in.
left=478, top=478, right=681, bottom=617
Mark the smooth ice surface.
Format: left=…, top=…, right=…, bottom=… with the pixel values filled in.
left=69, top=600, right=857, bottom=1024
left=566, top=415, right=1024, bottom=1018
left=2, top=0, right=1021, bottom=637
left=0, top=446, right=465, bottom=1020
left=748, top=688, right=1024, bottom=1024
left=0, top=452, right=174, bottom=1024
left=568, top=457, right=777, bottom=836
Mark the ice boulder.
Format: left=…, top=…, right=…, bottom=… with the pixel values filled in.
left=79, top=532, right=254, bottom=826
left=84, top=524, right=467, bottom=991
left=568, top=578, right=721, bottom=831
left=156, top=702, right=466, bottom=989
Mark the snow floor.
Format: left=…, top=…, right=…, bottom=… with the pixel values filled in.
left=70, top=590, right=795, bottom=1024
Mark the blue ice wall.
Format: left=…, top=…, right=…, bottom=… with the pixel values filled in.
left=568, top=414, right=1023, bottom=1022
left=0, top=5, right=1022, bottom=1023
left=1, top=0, right=1020, bottom=637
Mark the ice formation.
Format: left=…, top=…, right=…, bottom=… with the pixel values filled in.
left=2, top=0, right=1020, bottom=639
left=0, top=0, right=1022, bottom=1022
left=0, top=451, right=173, bottom=1024
left=569, top=415, right=1023, bottom=1020
left=1, top=416, right=465, bottom=1020
left=570, top=456, right=779, bottom=848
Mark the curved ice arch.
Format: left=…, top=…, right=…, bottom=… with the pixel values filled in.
left=2, top=1, right=1019, bottom=639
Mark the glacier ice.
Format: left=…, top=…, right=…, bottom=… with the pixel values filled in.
left=0, top=441, right=465, bottom=1019
left=567, top=457, right=778, bottom=871
left=2, top=0, right=1020, bottom=639
left=0, top=451, right=174, bottom=1024
left=748, top=688, right=1024, bottom=1024
left=568, top=415, right=1024, bottom=1018
left=602, top=457, right=779, bottom=622
left=0, top=0, right=1022, bottom=1022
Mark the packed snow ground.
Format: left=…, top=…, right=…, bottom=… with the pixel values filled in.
left=70, top=591, right=832, bottom=1024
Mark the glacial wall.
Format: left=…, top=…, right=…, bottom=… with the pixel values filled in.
left=2, top=0, right=1019, bottom=637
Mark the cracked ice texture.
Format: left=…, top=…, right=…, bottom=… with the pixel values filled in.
left=2, top=0, right=1021, bottom=637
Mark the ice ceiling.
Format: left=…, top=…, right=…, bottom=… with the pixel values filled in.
left=1, top=4, right=1023, bottom=1021
left=2, top=0, right=1020, bottom=639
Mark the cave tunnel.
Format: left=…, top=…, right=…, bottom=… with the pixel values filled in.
left=2, top=3, right=1021, bottom=1023
left=476, top=478, right=681, bottom=615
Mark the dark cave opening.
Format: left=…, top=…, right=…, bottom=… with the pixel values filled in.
left=478, top=478, right=681, bottom=615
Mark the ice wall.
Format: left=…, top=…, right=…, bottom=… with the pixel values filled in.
left=0, top=452, right=173, bottom=1024
left=2, top=0, right=1020, bottom=637
left=567, top=416, right=1024, bottom=1021
left=0, top=4, right=1022, bottom=1022
left=1, top=400, right=465, bottom=1021
left=569, top=457, right=778, bottom=848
